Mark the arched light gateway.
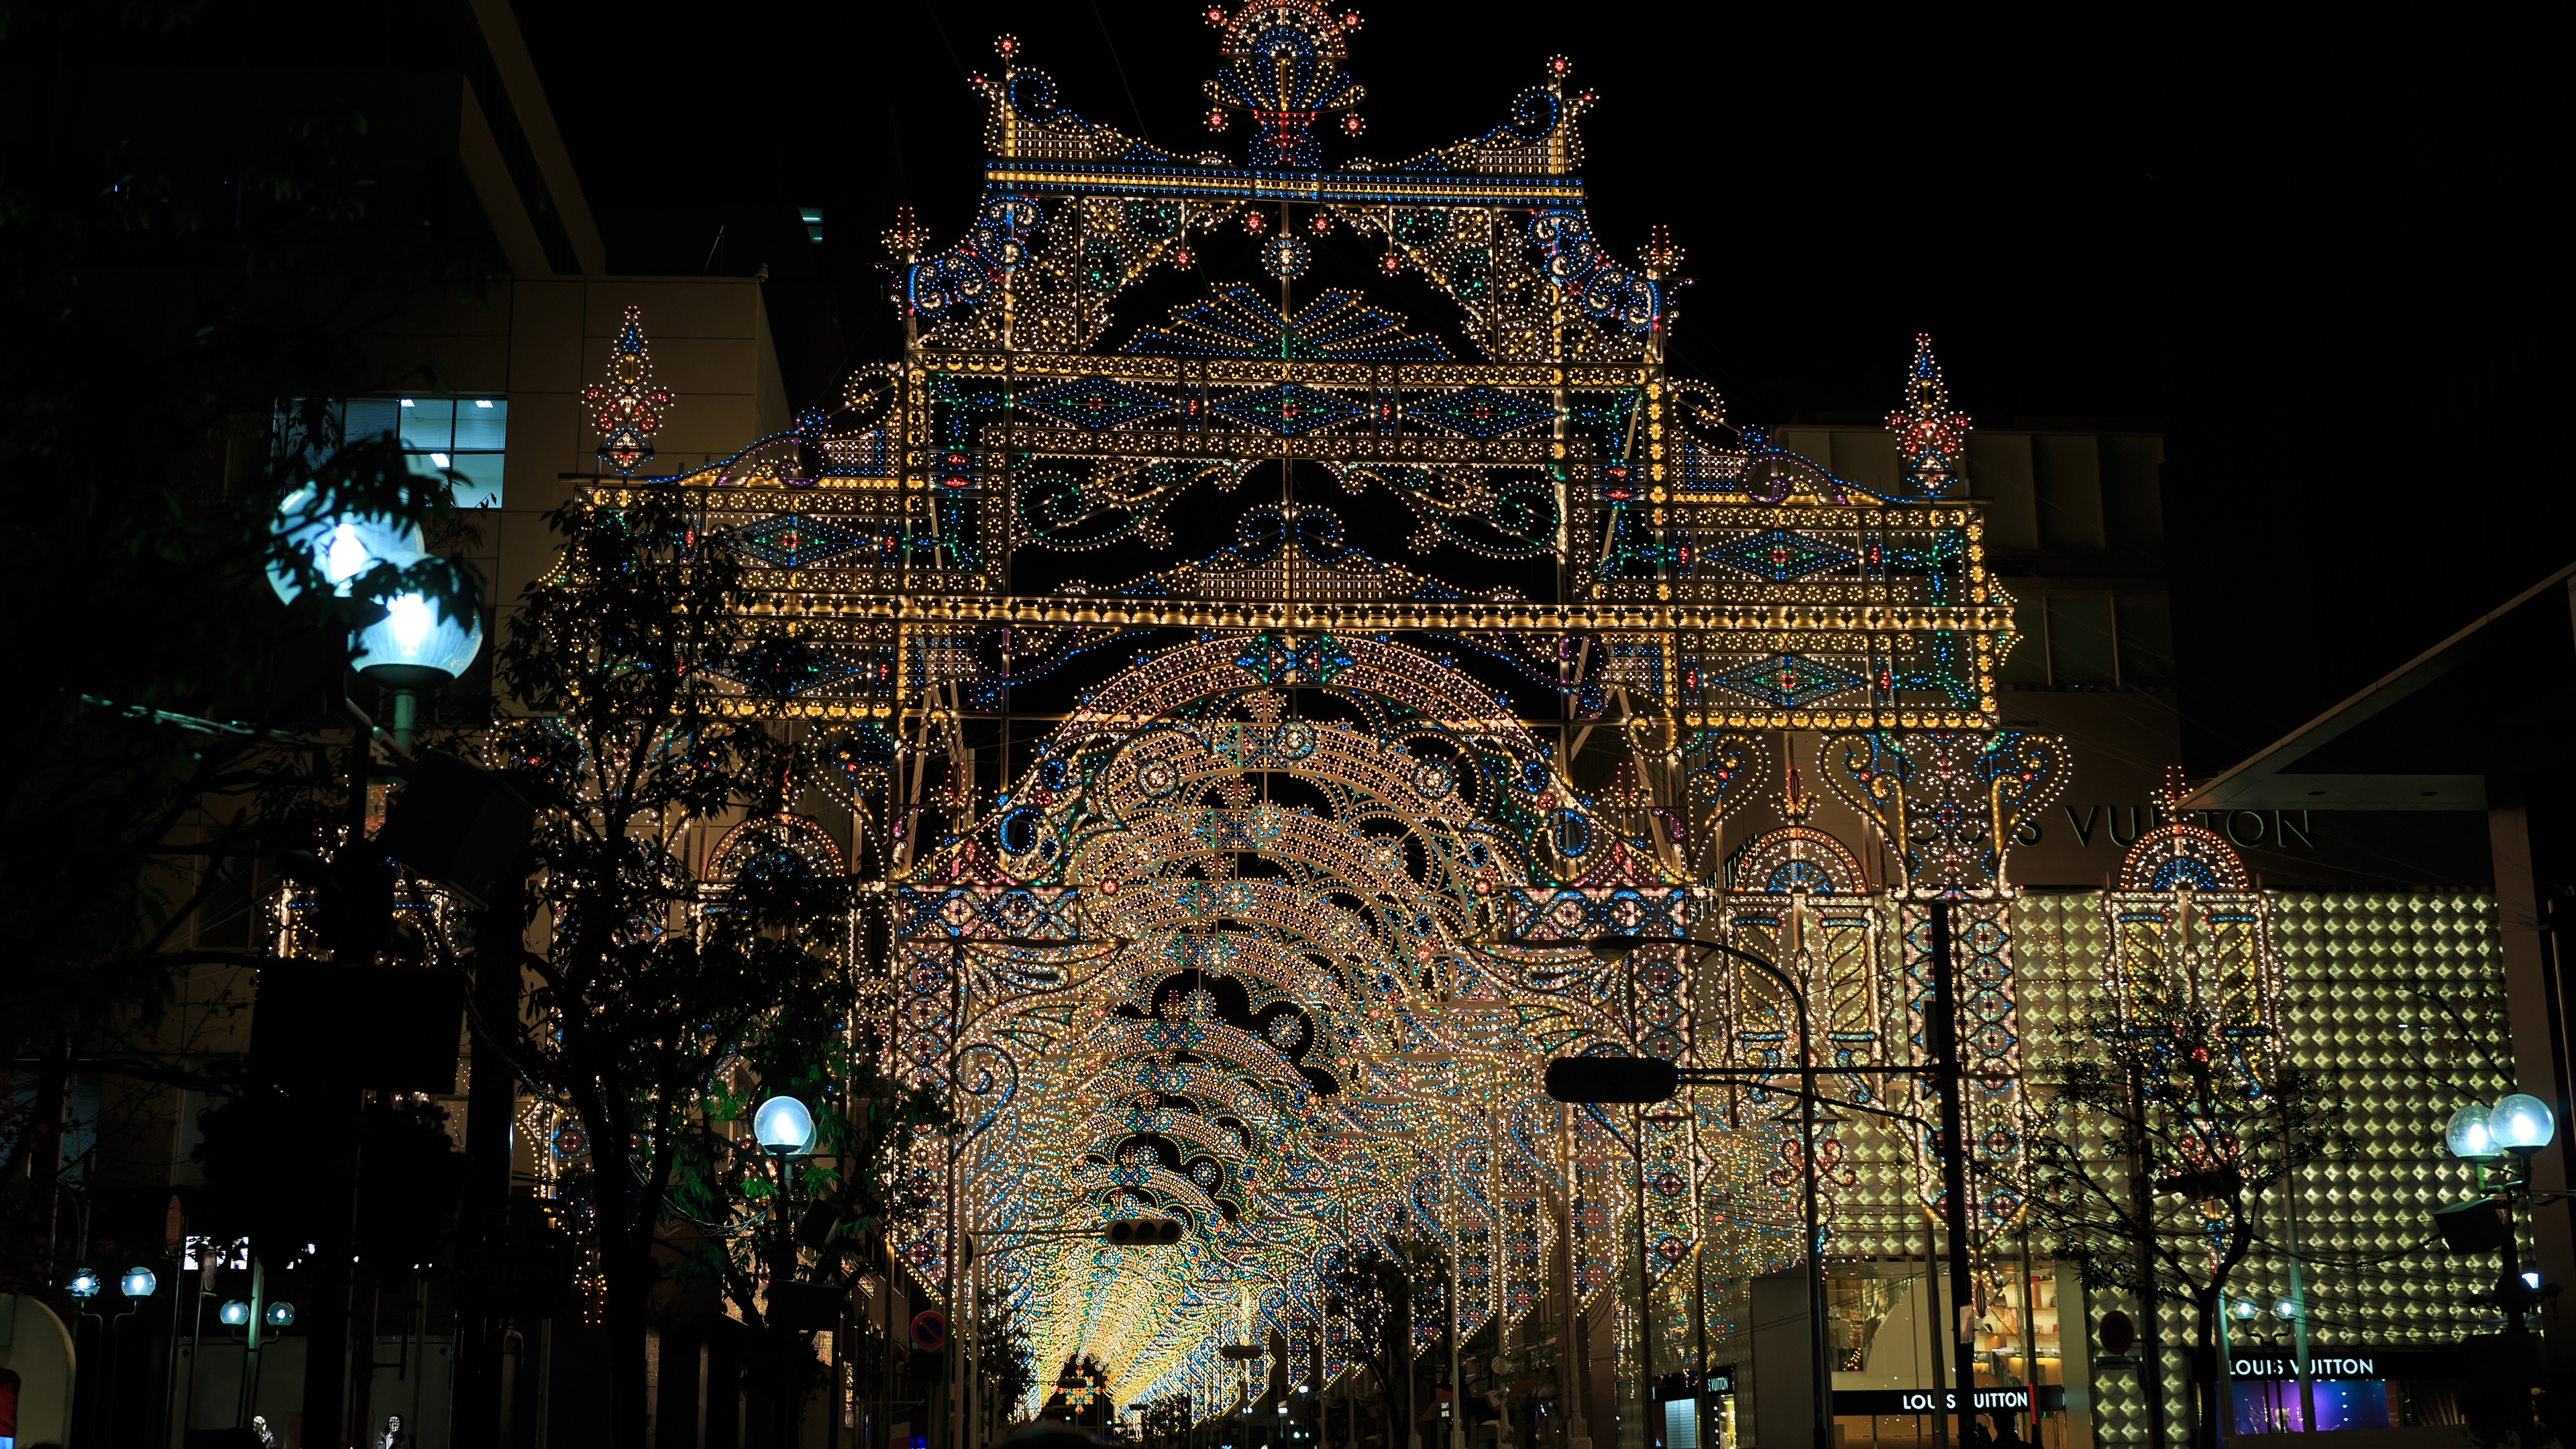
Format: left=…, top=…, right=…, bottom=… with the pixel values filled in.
left=573, top=0, right=2080, bottom=1426
left=892, top=634, right=1809, bottom=1410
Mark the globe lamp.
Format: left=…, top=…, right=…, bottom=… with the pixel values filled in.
left=266, top=1301, right=297, bottom=1327
left=66, top=1267, right=101, bottom=1299
left=2493, top=1094, right=2555, bottom=1152
left=753, top=1095, right=817, bottom=1155
left=121, top=1266, right=158, bottom=1298
left=347, top=546, right=484, bottom=752
left=2446, top=1104, right=2500, bottom=1161
left=219, top=1299, right=252, bottom=1326
left=350, top=557, right=484, bottom=688
left=268, top=488, right=425, bottom=606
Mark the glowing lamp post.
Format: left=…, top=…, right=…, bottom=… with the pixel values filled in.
left=755, top=1095, right=818, bottom=1157
left=753, top=1095, right=818, bottom=1440
left=2493, top=1095, right=2555, bottom=1154
left=2440, top=1092, right=2558, bottom=1342
left=2445, top=1104, right=2498, bottom=1162
left=269, top=490, right=481, bottom=752
left=753, top=1095, right=817, bottom=1252
left=752, top=1094, right=818, bottom=1269
left=350, top=557, right=484, bottom=753
left=268, top=488, right=424, bottom=608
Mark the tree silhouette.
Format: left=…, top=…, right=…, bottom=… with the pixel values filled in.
left=2027, top=1004, right=2349, bottom=1449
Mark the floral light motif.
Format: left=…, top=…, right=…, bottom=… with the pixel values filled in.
left=1887, top=333, right=1972, bottom=497
left=584, top=306, right=673, bottom=478
left=1204, top=1, right=1365, bottom=168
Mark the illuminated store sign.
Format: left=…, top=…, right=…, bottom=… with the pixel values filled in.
left=2231, top=1357, right=2381, bottom=1379
left=1832, top=1388, right=2066, bottom=1414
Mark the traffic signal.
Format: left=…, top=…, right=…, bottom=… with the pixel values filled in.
left=1543, top=1055, right=1678, bottom=1104
left=1104, top=1216, right=1187, bottom=1246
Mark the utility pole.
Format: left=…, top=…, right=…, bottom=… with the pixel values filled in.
left=1926, top=904, right=1978, bottom=1449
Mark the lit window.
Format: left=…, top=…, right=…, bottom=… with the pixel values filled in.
left=279, top=396, right=506, bottom=509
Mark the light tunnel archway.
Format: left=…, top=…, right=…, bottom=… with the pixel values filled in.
left=885, top=633, right=1807, bottom=1414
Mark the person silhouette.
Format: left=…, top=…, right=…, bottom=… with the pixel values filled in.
left=1991, top=1410, right=2025, bottom=1448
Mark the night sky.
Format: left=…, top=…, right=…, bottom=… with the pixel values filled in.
left=521, top=3, right=2561, bottom=773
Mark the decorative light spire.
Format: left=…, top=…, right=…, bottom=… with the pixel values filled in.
left=584, top=305, right=673, bottom=479
left=1885, top=333, right=1970, bottom=496
left=1640, top=225, right=1684, bottom=280
left=881, top=205, right=930, bottom=262
left=1202, top=1, right=1365, bottom=168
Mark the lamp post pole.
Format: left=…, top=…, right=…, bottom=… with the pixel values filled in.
left=1925, top=904, right=1978, bottom=1449
left=773, top=1139, right=799, bottom=1444
left=755, top=1095, right=818, bottom=1444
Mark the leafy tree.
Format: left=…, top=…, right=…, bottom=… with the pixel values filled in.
left=977, top=1293, right=1037, bottom=1428
left=1322, top=1238, right=1446, bottom=1446
left=2026, top=1004, right=2349, bottom=1449
left=657, top=1011, right=955, bottom=1440
left=481, top=487, right=904, bottom=1442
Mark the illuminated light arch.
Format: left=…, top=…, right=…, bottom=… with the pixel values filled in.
left=553, top=0, right=2064, bottom=1420
left=706, top=812, right=845, bottom=879
left=2104, top=782, right=2284, bottom=1078
left=897, top=633, right=1724, bottom=1411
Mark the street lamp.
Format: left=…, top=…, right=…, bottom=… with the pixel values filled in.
left=270, top=490, right=482, bottom=753
left=265, top=1302, right=297, bottom=1328
left=2493, top=1095, right=2555, bottom=1153
left=122, top=1267, right=159, bottom=1299
left=267, top=488, right=423, bottom=606
left=66, top=1267, right=102, bottom=1299
left=2440, top=1091, right=2560, bottom=1344
left=219, top=1300, right=254, bottom=1328
left=755, top=1095, right=820, bottom=1156
left=753, top=1095, right=818, bottom=1442
left=352, top=555, right=484, bottom=753
left=2445, top=1104, right=2498, bottom=1161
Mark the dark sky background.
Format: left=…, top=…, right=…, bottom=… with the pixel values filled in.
left=519, top=2, right=2561, bottom=775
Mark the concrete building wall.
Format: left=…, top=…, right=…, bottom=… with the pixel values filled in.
left=356, top=274, right=790, bottom=691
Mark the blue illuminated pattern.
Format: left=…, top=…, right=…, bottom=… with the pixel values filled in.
left=2147, top=855, right=2226, bottom=892
left=1708, top=654, right=1866, bottom=709
left=735, top=513, right=873, bottom=570
left=1214, top=382, right=1362, bottom=437
left=1124, top=285, right=1447, bottom=362
left=1015, top=378, right=1176, bottom=431
left=1407, top=385, right=1552, bottom=439
left=1706, top=529, right=1858, bottom=583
